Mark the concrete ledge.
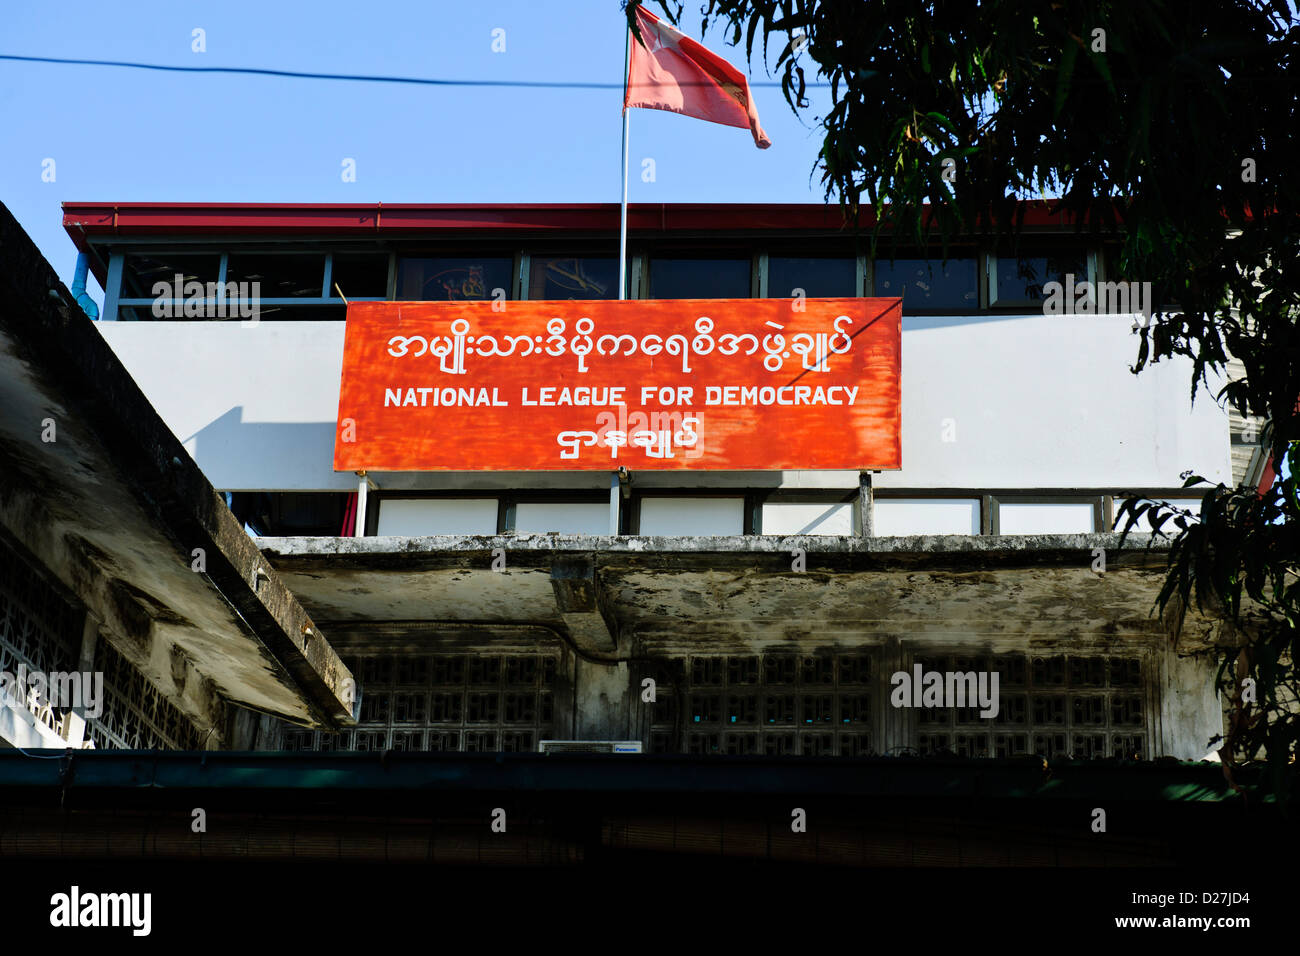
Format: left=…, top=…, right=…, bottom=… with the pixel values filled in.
left=259, top=531, right=1172, bottom=571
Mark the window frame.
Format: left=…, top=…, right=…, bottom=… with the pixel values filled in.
left=107, top=245, right=394, bottom=320
left=870, top=247, right=983, bottom=314
left=985, top=244, right=1098, bottom=311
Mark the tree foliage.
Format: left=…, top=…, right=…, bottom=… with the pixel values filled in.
left=631, top=0, right=1300, bottom=793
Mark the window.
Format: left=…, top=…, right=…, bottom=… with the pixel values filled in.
left=649, top=652, right=876, bottom=756
left=912, top=652, right=1147, bottom=760
left=120, top=252, right=221, bottom=299
left=282, top=652, right=562, bottom=753
left=113, top=249, right=388, bottom=320
left=0, top=528, right=83, bottom=741
left=227, top=492, right=352, bottom=537
left=226, top=252, right=326, bottom=298
left=873, top=256, right=977, bottom=311
left=330, top=253, right=390, bottom=298
left=767, top=256, right=857, bottom=298
left=528, top=255, right=619, bottom=300
left=92, top=640, right=205, bottom=750
left=1102, top=244, right=1179, bottom=310
left=396, top=256, right=514, bottom=301
left=990, top=248, right=1089, bottom=306
left=649, top=257, right=750, bottom=299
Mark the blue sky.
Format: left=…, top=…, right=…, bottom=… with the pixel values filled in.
left=1, top=0, right=835, bottom=308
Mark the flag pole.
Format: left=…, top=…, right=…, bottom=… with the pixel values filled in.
left=618, top=23, right=631, bottom=300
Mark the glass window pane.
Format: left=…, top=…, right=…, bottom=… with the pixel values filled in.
left=649, top=258, right=750, bottom=299
left=993, top=250, right=1088, bottom=304
left=121, top=252, right=221, bottom=299
left=397, top=257, right=514, bottom=301
left=331, top=253, right=389, bottom=298
left=226, top=252, right=326, bottom=298
left=228, top=492, right=350, bottom=536
left=767, top=257, right=856, bottom=298
left=529, top=255, right=618, bottom=300
left=1102, top=246, right=1176, bottom=309
left=873, top=257, right=977, bottom=311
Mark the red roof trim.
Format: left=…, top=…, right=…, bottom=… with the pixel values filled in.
left=60, top=200, right=1118, bottom=288
left=61, top=200, right=1101, bottom=247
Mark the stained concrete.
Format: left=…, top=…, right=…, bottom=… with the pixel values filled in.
left=258, top=531, right=1207, bottom=653
left=258, top=531, right=1229, bottom=753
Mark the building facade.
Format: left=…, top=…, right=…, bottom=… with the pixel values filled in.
left=34, top=200, right=1255, bottom=761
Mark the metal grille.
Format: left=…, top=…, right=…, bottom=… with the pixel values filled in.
left=1, top=531, right=202, bottom=750
left=649, top=652, right=876, bottom=756
left=88, top=640, right=205, bottom=750
left=0, top=533, right=82, bottom=733
left=914, top=653, right=1148, bottom=759
left=282, top=652, right=561, bottom=752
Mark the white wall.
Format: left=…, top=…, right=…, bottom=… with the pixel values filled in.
left=875, top=499, right=981, bottom=536
left=95, top=314, right=1231, bottom=493
left=998, top=502, right=1095, bottom=534
left=1111, top=497, right=1203, bottom=530
left=96, top=321, right=354, bottom=492
left=376, top=498, right=498, bottom=535
left=640, top=498, right=745, bottom=535
left=762, top=502, right=854, bottom=535
left=515, top=502, right=609, bottom=535
left=878, top=312, right=1231, bottom=489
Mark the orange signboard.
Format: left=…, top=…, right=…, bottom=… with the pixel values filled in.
left=333, top=298, right=901, bottom=471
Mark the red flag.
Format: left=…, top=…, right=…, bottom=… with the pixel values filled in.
left=624, top=6, right=771, bottom=149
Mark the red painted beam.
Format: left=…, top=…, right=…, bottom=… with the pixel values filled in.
left=62, top=199, right=1100, bottom=245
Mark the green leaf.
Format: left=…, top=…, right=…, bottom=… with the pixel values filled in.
left=1054, top=38, right=1078, bottom=119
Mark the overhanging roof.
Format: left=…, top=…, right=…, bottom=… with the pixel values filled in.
left=0, top=201, right=354, bottom=734
left=257, top=532, right=1213, bottom=655
left=60, top=199, right=1113, bottom=287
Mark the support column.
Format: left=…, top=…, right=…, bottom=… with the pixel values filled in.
left=64, top=611, right=101, bottom=747
left=858, top=471, right=874, bottom=537
left=355, top=471, right=376, bottom=537
left=609, top=471, right=620, bottom=535
left=551, top=555, right=617, bottom=654
left=574, top=659, right=633, bottom=740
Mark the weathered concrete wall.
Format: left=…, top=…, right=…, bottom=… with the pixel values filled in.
left=259, top=533, right=1225, bottom=757
left=260, top=532, right=1198, bottom=653
left=574, top=660, right=633, bottom=740
left=1158, top=650, right=1222, bottom=760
